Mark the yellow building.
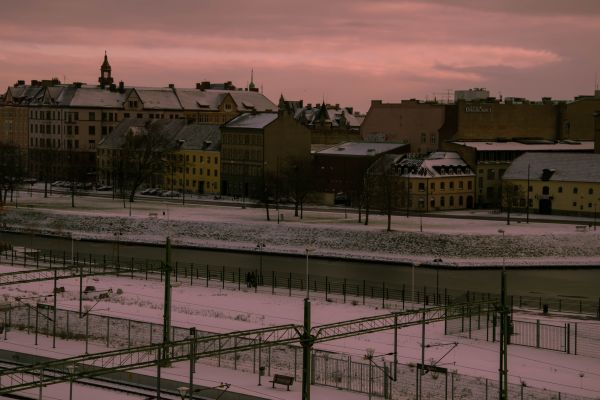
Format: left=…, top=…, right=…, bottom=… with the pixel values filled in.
left=502, top=153, right=600, bottom=216
left=383, top=152, right=475, bottom=211
left=164, top=125, right=221, bottom=195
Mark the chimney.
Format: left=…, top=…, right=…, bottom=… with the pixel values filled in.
left=118, top=81, right=125, bottom=93
left=197, top=81, right=211, bottom=90
left=31, top=80, right=39, bottom=86
left=168, top=83, right=175, bottom=89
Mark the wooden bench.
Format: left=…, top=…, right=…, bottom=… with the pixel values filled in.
left=270, top=374, right=294, bottom=391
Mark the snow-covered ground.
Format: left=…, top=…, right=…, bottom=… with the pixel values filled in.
left=2, top=190, right=600, bottom=398
left=1, top=262, right=599, bottom=399
left=2, top=190, right=600, bottom=266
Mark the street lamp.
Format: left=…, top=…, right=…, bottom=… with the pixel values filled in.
left=177, top=140, right=186, bottom=205
left=305, top=247, right=315, bottom=299
left=256, top=242, right=265, bottom=285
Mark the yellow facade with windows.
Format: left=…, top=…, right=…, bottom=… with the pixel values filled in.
left=164, top=149, right=220, bottom=195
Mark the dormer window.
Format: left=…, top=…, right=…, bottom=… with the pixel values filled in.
left=225, top=103, right=233, bottom=111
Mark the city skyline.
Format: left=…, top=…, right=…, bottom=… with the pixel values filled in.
left=1, top=0, right=599, bottom=112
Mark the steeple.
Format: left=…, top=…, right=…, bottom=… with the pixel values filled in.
left=99, top=51, right=114, bottom=88
left=248, top=69, right=258, bottom=92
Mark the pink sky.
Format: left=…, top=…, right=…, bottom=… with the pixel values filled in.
left=1, top=0, right=599, bottom=112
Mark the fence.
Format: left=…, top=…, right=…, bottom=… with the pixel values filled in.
left=445, top=304, right=600, bottom=359
left=0, top=304, right=595, bottom=400
left=2, top=246, right=600, bottom=320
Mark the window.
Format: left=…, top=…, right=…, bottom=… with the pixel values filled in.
left=75, top=126, right=79, bottom=135
left=89, top=126, right=96, bottom=135
left=589, top=188, right=594, bottom=195
left=214, top=157, right=218, bottom=164
left=137, top=113, right=143, bottom=118
left=421, top=133, right=426, bottom=144
left=573, top=187, right=578, bottom=194
left=542, top=186, right=549, bottom=195
left=124, top=113, right=130, bottom=118
left=459, top=196, right=463, bottom=206
left=430, top=134, right=436, bottom=144
left=207, top=156, right=211, bottom=164
left=430, top=182, right=435, bottom=191
left=74, top=140, right=79, bottom=149
left=214, top=170, right=218, bottom=177
left=449, top=196, right=454, bottom=206
left=487, top=169, right=495, bottom=180
left=573, top=202, right=577, bottom=207
left=89, top=112, right=95, bottom=121
left=440, top=196, right=445, bottom=207
left=89, top=140, right=95, bottom=150
left=440, top=182, right=445, bottom=190
left=207, top=169, right=211, bottom=176
left=449, top=181, right=454, bottom=189
left=418, top=182, right=425, bottom=192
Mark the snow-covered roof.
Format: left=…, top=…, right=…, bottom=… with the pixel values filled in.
left=174, top=89, right=276, bottom=112
left=224, top=112, right=278, bottom=129
left=503, top=153, right=600, bottom=183
left=68, top=86, right=126, bottom=108
left=173, top=124, right=221, bottom=151
left=135, top=88, right=182, bottom=110
left=451, top=140, right=594, bottom=152
left=98, top=118, right=185, bottom=149
left=394, top=152, right=474, bottom=178
left=317, top=142, right=406, bottom=157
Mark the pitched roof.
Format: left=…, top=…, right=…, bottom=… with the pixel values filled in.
left=224, top=112, right=278, bottom=129
left=394, top=152, right=474, bottom=178
left=68, top=86, right=126, bottom=108
left=98, top=118, right=185, bottom=149
left=173, top=124, right=221, bottom=151
left=136, top=88, right=182, bottom=110
left=503, top=153, right=600, bottom=183
left=316, top=142, right=407, bottom=157
left=450, top=140, right=594, bottom=152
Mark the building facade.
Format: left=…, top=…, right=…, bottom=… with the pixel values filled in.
left=220, top=111, right=311, bottom=198
left=502, top=153, right=600, bottom=216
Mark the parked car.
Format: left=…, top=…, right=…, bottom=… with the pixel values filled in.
left=160, top=190, right=181, bottom=197
left=141, top=188, right=155, bottom=195
left=96, top=185, right=113, bottom=191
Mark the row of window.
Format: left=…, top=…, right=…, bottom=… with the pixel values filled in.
left=30, top=109, right=183, bottom=123
left=407, top=195, right=469, bottom=208
left=172, top=167, right=219, bottom=177
left=221, top=148, right=262, bottom=162
left=169, top=154, right=219, bottom=164
left=223, top=134, right=263, bottom=146
left=416, top=180, right=473, bottom=192
left=29, top=137, right=94, bottom=150
left=538, top=185, right=595, bottom=195
left=165, top=178, right=218, bottom=191
left=420, top=133, right=437, bottom=145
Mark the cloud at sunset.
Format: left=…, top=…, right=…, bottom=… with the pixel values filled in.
left=0, top=0, right=598, bottom=111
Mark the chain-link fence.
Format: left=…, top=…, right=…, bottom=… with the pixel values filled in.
left=0, top=304, right=595, bottom=400
left=3, top=246, right=600, bottom=320
left=445, top=304, right=600, bottom=359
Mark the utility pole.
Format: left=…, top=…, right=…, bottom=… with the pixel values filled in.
left=163, top=237, right=172, bottom=364
left=301, top=298, right=313, bottom=400
left=498, top=229, right=508, bottom=400
left=526, top=163, right=530, bottom=224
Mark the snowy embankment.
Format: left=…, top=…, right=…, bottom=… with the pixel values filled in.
left=1, top=191, right=599, bottom=266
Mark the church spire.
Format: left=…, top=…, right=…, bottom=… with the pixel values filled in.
left=248, top=68, right=258, bottom=92
left=99, top=51, right=114, bottom=88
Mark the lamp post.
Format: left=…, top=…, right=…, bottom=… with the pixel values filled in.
left=177, top=140, right=186, bottom=205
left=305, top=247, right=315, bottom=299
left=256, top=242, right=265, bottom=285
left=67, top=364, right=76, bottom=400
left=411, top=263, right=416, bottom=306
left=498, top=228, right=508, bottom=400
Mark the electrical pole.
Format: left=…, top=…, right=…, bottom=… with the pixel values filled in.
left=498, top=229, right=508, bottom=400
left=526, top=163, right=530, bottom=224
left=163, top=237, right=172, bottom=364
left=302, top=298, right=313, bottom=400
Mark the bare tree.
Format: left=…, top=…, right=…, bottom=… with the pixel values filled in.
left=501, top=182, right=526, bottom=225
left=366, top=158, right=402, bottom=231
left=281, top=157, right=313, bottom=219
left=0, top=143, right=26, bottom=206
left=117, top=123, right=173, bottom=203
